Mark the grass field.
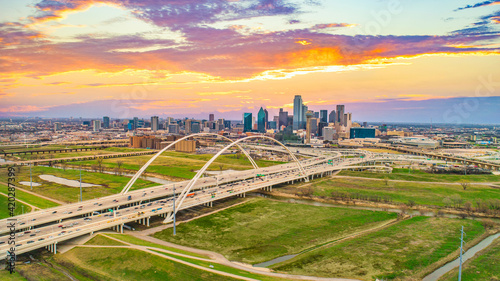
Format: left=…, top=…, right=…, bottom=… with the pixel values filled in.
left=72, top=151, right=285, bottom=180
left=0, top=270, right=26, bottom=280
left=339, top=168, right=500, bottom=183
left=273, top=216, right=485, bottom=280
left=151, top=250, right=295, bottom=281
left=16, top=262, right=69, bottom=281
left=107, top=234, right=209, bottom=259
left=0, top=166, right=157, bottom=203
left=154, top=197, right=397, bottom=264
left=0, top=194, right=31, bottom=219
left=284, top=177, right=500, bottom=207
left=85, top=234, right=127, bottom=246
left=51, top=247, right=238, bottom=281
left=440, top=236, right=500, bottom=281
left=0, top=184, right=60, bottom=209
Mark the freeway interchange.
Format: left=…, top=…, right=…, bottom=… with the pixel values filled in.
left=1, top=148, right=376, bottom=257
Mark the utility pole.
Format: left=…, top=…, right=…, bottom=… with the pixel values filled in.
left=173, top=184, right=176, bottom=236
left=30, top=163, right=33, bottom=190
left=79, top=165, right=82, bottom=202
left=459, top=225, right=465, bottom=281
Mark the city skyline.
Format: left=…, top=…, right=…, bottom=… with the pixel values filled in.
left=1, top=0, right=499, bottom=123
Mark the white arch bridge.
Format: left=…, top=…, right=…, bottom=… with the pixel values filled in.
left=0, top=135, right=391, bottom=256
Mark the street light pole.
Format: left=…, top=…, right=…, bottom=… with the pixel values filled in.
left=173, top=184, right=176, bottom=236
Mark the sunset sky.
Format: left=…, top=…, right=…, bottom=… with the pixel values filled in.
left=1, top=0, right=499, bottom=123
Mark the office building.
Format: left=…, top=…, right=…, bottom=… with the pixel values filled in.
left=279, top=108, right=288, bottom=130
left=293, top=95, right=304, bottom=130
left=323, top=127, right=336, bottom=141
left=319, top=110, right=328, bottom=123
left=209, top=114, right=215, bottom=122
left=318, top=122, right=328, bottom=137
left=92, top=120, right=101, bottom=132
left=314, top=112, right=319, bottom=118
left=336, top=105, right=345, bottom=126
left=269, top=121, right=277, bottom=130
left=350, top=128, right=376, bottom=139
left=54, top=122, right=62, bottom=131
left=168, top=124, right=179, bottom=134
left=257, top=107, right=266, bottom=133
left=264, top=109, right=269, bottom=129
left=224, top=120, right=231, bottom=129
left=151, top=116, right=159, bottom=132
left=191, top=121, right=201, bottom=133
left=243, top=113, right=252, bottom=132
left=302, top=104, right=308, bottom=129
left=102, top=116, right=110, bottom=129
left=329, top=110, right=336, bottom=123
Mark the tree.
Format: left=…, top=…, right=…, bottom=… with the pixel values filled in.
left=450, top=194, right=463, bottom=208
left=459, top=179, right=470, bottom=190
left=464, top=201, right=473, bottom=213
left=218, top=164, right=224, bottom=172
left=61, top=162, right=67, bottom=171
left=383, top=176, right=389, bottom=186
left=96, top=157, right=104, bottom=173
left=443, top=197, right=452, bottom=208
left=116, top=160, right=123, bottom=175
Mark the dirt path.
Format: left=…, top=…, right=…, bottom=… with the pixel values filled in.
left=92, top=234, right=361, bottom=281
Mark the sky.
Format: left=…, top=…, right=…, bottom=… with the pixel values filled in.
left=0, top=0, right=499, bottom=124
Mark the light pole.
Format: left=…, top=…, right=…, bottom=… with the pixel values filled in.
left=30, top=163, right=33, bottom=190
left=79, top=165, right=82, bottom=202
left=173, top=184, right=176, bottom=236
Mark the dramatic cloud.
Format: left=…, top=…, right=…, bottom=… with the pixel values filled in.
left=455, top=0, right=500, bottom=11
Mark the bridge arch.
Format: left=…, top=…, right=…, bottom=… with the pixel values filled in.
left=121, top=133, right=258, bottom=194
left=165, top=135, right=308, bottom=222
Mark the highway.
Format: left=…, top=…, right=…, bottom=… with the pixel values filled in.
left=0, top=148, right=394, bottom=257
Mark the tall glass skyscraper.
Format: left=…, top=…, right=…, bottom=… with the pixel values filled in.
left=293, top=95, right=303, bottom=130
left=320, top=110, right=328, bottom=123
left=243, top=113, right=252, bottom=132
left=257, top=107, right=266, bottom=133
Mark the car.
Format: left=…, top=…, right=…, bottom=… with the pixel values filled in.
left=19, top=222, right=25, bottom=225
left=0, top=241, right=5, bottom=245
left=98, top=204, right=102, bottom=206
left=30, top=234, right=36, bottom=237
left=49, top=236, right=53, bottom=239
left=38, top=238, right=45, bottom=241
left=15, top=244, right=22, bottom=247
left=31, top=218, right=36, bottom=221
left=35, top=230, right=41, bottom=233
left=68, top=212, right=73, bottom=214
left=52, top=211, right=57, bottom=214
left=76, top=228, right=81, bottom=231
left=27, top=241, right=34, bottom=244
left=24, top=231, right=31, bottom=234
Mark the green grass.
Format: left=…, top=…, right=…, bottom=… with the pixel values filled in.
left=339, top=168, right=500, bottom=183
left=0, top=269, right=27, bottom=280
left=0, top=184, right=59, bottom=209
left=0, top=194, right=31, bottom=219
left=52, top=247, right=238, bottom=281
left=151, top=250, right=295, bottom=281
left=106, top=234, right=209, bottom=259
left=72, top=151, right=285, bottom=180
left=0, top=166, right=157, bottom=203
left=273, top=216, right=485, bottom=280
left=16, top=262, right=69, bottom=281
left=154, top=197, right=397, bottom=264
left=440, top=236, right=500, bottom=281
left=85, top=234, right=127, bottom=246
left=292, top=177, right=500, bottom=207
